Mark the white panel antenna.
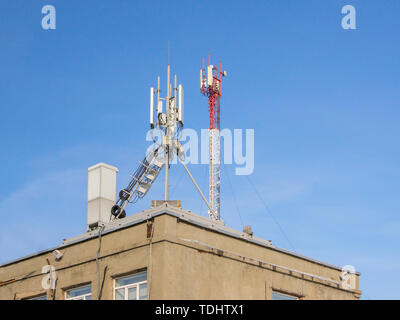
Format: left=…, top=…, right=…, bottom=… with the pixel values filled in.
left=207, top=65, right=213, bottom=87
left=157, top=101, right=163, bottom=115
left=178, top=84, right=184, bottom=125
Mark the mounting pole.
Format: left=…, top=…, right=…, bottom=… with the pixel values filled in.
left=178, top=154, right=215, bottom=216
left=112, top=58, right=190, bottom=220
left=164, top=64, right=171, bottom=201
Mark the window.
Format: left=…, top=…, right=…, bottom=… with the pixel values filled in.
left=114, top=271, right=147, bottom=300
left=65, top=284, right=92, bottom=300
left=272, top=291, right=298, bottom=300
left=27, top=294, right=47, bottom=300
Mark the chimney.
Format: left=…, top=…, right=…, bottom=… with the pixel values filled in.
left=87, top=163, right=118, bottom=230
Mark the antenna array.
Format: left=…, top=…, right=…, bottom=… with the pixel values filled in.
left=112, top=57, right=221, bottom=222
left=201, top=55, right=227, bottom=220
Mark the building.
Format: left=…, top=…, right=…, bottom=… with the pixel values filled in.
left=0, top=163, right=361, bottom=300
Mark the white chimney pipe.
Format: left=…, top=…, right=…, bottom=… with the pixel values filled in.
left=87, top=163, right=118, bottom=229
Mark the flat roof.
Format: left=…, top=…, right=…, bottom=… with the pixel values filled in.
left=0, top=203, right=360, bottom=275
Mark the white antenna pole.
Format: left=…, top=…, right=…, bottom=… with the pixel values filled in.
left=164, top=64, right=171, bottom=201
left=178, top=84, right=184, bottom=125
left=167, top=65, right=170, bottom=101
left=157, top=77, right=161, bottom=125
left=157, top=76, right=160, bottom=105
left=174, top=74, right=177, bottom=101
left=150, top=87, right=154, bottom=128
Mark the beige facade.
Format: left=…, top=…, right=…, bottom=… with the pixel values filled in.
left=0, top=202, right=361, bottom=300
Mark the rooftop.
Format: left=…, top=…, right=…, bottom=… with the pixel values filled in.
left=0, top=202, right=360, bottom=276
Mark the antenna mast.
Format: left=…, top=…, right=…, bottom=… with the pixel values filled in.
left=112, top=55, right=219, bottom=221
left=200, top=55, right=227, bottom=220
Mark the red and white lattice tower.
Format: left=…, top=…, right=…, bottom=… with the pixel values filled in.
left=200, top=55, right=226, bottom=220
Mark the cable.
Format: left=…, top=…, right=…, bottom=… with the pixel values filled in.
left=222, top=163, right=244, bottom=227
left=199, top=164, right=208, bottom=215
left=96, top=225, right=105, bottom=300
left=245, top=175, right=296, bottom=252
left=147, top=221, right=155, bottom=299
left=98, top=265, right=108, bottom=300
left=51, top=278, right=58, bottom=300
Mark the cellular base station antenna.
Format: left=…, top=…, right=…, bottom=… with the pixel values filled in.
left=111, top=59, right=217, bottom=220
left=200, top=54, right=227, bottom=220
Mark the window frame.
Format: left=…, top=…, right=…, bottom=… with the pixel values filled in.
left=65, top=284, right=92, bottom=300
left=26, top=294, right=47, bottom=300
left=272, top=290, right=299, bottom=300
left=113, top=271, right=148, bottom=300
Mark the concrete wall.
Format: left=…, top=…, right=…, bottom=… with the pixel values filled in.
left=0, top=213, right=361, bottom=300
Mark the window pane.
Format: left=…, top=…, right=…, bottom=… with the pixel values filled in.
left=29, top=295, right=46, bottom=300
left=139, top=283, right=147, bottom=300
left=272, top=292, right=297, bottom=300
left=67, top=285, right=91, bottom=298
left=116, top=272, right=147, bottom=287
left=127, top=287, right=137, bottom=300
left=115, top=288, right=125, bottom=300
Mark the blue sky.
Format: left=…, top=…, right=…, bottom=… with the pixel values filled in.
left=0, top=0, right=399, bottom=299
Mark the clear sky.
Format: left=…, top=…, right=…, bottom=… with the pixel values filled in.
left=0, top=0, right=399, bottom=299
